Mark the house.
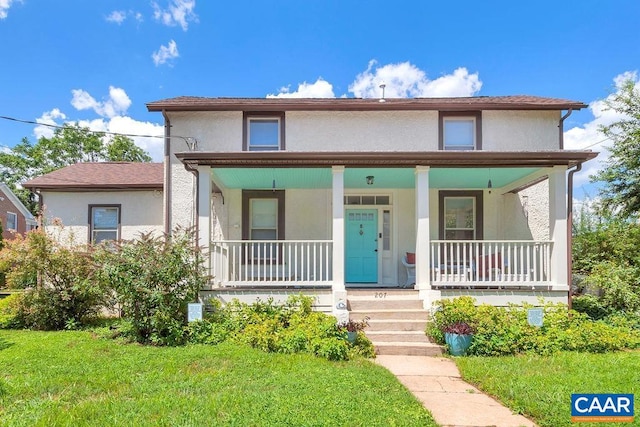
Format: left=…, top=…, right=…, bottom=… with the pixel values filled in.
left=143, top=96, right=597, bottom=318
left=22, top=162, right=164, bottom=245
left=0, top=183, right=37, bottom=239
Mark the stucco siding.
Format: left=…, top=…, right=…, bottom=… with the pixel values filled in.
left=41, top=190, right=163, bottom=244
left=482, top=110, right=559, bottom=150
left=286, top=111, right=438, bottom=151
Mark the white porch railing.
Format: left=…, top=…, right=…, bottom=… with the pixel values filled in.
left=429, top=240, right=552, bottom=285
left=210, top=240, right=333, bottom=287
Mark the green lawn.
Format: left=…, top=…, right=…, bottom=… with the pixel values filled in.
left=0, top=330, right=435, bottom=427
left=456, top=351, right=640, bottom=427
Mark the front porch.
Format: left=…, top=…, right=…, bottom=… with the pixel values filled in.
left=173, top=151, right=597, bottom=311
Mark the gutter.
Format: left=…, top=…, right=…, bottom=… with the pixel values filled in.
left=162, top=110, right=171, bottom=236
left=559, top=108, right=573, bottom=150
left=566, top=162, right=582, bottom=311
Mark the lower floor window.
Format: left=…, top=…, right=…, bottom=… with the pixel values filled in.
left=90, top=205, right=120, bottom=243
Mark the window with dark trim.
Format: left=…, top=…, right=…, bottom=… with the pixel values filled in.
left=439, top=111, right=482, bottom=150
left=438, top=191, right=483, bottom=240
left=89, top=205, right=121, bottom=243
left=243, top=112, right=285, bottom=151
left=242, top=190, right=285, bottom=262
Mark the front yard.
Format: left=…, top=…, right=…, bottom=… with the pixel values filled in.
left=456, top=351, right=640, bottom=427
left=0, top=330, right=435, bottom=426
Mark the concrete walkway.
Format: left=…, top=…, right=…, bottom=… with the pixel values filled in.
left=376, top=355, right=537, bottom=427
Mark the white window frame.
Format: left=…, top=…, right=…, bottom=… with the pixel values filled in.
left=246, top=116, right=282, bottom=151
left=89, top=205, right=120, bottom=244
left=443, top=117, right=476, bottom=150
left=439, top=111, right=481, bottom=151
left=443, top=197, right=476, bottom=240
left=6, top=212, right=17, bottom=231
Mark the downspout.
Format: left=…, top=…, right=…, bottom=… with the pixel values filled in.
left=35, top=189, right=43, bottom=228
left=184, top=163, right=199, bottom=238
left=559, top=108, right=573, bottom=150
left=162, top=110, right=172, bottom=236
left=566, top=162, right=582, bottom=311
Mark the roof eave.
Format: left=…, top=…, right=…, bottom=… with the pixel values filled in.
left=147, top=99, right=588, bottom=112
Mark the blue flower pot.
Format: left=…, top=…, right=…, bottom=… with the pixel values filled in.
left=444, top=332, right=473, bottom=356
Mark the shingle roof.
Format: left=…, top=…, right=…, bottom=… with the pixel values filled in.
left=22, top=162, right=163, bottom=191
left=147, top=95, right=587, bottom=112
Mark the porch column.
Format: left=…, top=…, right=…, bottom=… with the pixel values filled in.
left=332, top=166, right=348, bottom=322
left=415, top=166, right=431, bottom=291
left=197, top=165, right=211, bottom=259
left=549, top=165, right=568, bottom=290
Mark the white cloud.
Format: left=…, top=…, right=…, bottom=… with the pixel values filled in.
left=106, top=10, right=126, bottom=24
left=564, top=70, right=640, bottom=186
left=152, top=40, right=179, bottom=66
left=349, top=60, right=482, bottom=98
left=152, top=0, right=198, bottom=31
left=71, top=86, right=132, bottom=118
left=0, top=0, right=19, bottom=20
left=34, top=109, right=67, bottom=139
left=267, top=78, right=335, bottom=98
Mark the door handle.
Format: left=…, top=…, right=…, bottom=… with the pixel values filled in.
left=374, top=249, right=378, bottom=252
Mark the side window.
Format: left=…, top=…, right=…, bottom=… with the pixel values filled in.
left=244, top=113, right=285, bottom=151
left=439, top=191, right=483, bottom=240
left=242, top=190, right=285, bottom=261
left=6, top=212, right=17, bottom=230
left=89, top=205, right=120, bottom=243
left=439, top=111, right=482, bottom=150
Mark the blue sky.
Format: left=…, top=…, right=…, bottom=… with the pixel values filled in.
left=1, top=0, right=639, bottom=198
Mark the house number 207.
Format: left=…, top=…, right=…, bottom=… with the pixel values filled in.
left=374, top=292, right=387, bottom=299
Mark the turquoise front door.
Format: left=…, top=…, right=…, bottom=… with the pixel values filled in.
left=345, top=209, right=378, bottom=283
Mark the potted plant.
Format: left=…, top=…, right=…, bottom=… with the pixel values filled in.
left=339, top=316, right=370, bottom=343
left=442, top=321, right=475, bottom=356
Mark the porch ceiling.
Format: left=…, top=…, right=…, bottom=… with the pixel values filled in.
left=211, top=167, right=542, bottom=190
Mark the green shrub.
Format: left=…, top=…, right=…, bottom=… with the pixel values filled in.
left=95, top=229, right=208, bottom=345
left=585, top=261, right=640, bottom=312
left=0, top=231, right=108, bottom=330
left=190, top=295, right=373, bottom=361
left=0, top=293, right=21, bottom=328
left=572, top=294, right=612, bottom=320
left=427, top=297, right=640, bottom=356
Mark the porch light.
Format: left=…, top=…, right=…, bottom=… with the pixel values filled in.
left=366, top=176, right=375, bottom=185
left=487, top=179, right=492, bottom=189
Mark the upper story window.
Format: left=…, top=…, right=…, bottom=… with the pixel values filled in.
left=6, top=212, right=17, bottom=231
left=243, top=112, right=285, bottom=151
left=439, top=111, right=482, bottom=150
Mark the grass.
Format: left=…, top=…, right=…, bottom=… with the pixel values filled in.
left=456, top=351, right=640, bottom=427
left=0, top=330, right=436, bottom=427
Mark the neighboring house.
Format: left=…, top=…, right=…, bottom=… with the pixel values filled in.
left=143, top=96, right=597, bottom=316
left=0, top=183, right=37, bottom=239
left=22, top=162, right=164, bottom=245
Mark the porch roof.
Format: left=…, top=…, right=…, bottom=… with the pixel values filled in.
left=175, top=150, right=597, bottom=168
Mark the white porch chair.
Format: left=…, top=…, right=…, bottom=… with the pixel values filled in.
left=401, top=255, right=415, bottom=287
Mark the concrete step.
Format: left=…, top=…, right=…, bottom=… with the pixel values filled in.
left=374, top=342, right=444, bottom=356
left=351, top=309, right=429, bottom=321
left=366, top=319, right=428, bottom=332
left=348, top=298, right=424, bottom=311
left=365, top=331, right=432, bottom=343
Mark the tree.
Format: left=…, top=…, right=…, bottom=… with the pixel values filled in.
left=0, top=124, right=152, bottom=214
left=591, top=79, right=640, bottom=219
